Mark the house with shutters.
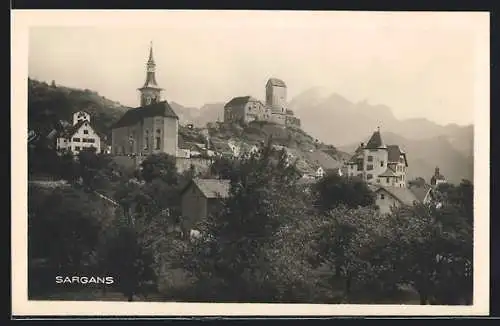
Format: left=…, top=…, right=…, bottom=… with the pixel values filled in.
left=56, top=110, right=101, bottom=155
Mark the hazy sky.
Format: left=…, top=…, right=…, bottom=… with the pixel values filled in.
left=28, top=11, right=488, bottom=126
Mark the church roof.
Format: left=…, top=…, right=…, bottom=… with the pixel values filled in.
left=224, top=96, right=261, bottom=108
left=365, top=129, right=386, bottom=149
left=267, top=78, right=287, bottom=87
left=112, top=101, right=179, bottom=129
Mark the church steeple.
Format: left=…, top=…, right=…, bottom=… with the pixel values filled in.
left=138, top=41, right=163, bottom=107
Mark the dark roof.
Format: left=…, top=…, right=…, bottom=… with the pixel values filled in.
left=387, top=145, right=402, bottom=162
left=181, top=178, right=231, bottom=199
left=409, top=184, right=432, bottom=203
left=112, top=101, right=178, bottom=129
left=60, top=120, right=88, bottom=138
left=378, top=167, right=398, bottom=177
left=365, top=130, right=386, bottom=149
left=224, top=96, right=259, bottom=108
left=267, top=78, right=287, bottom=87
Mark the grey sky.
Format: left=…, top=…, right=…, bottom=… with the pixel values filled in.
left=28, top=11, right=488, bottom=126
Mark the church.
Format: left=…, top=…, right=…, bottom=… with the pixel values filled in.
left=111, top=43, right=179, bottom=157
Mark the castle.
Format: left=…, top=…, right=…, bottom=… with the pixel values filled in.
left=223, top=78, right=301, bottom=128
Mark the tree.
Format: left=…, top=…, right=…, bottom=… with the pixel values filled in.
left=311, top=206, right=393, bottom=303
left=140, top=153, right=178, bottom=184
left=313, top=173, right=376, bottom=211
left=182, top=140, right=312, bottom=302
left=28, top=186, right=106, bottom=272
left=368, top=200, right=473, bottom=305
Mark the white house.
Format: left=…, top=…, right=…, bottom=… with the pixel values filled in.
left=346, top=127, right=408, bottom=188
left=56, top=110, right=101, bottom=155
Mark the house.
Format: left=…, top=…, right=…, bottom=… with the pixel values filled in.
left=180, top=178, right=231, bottom=231
left=211, top=140, right=235, bottom=158
left=430, top=166, right=447, bottom=186
left=346, top=128, right=408, bottom=187
left=370, top=182, right=434, bottom=215
left=224, top=96, right=270, bottom=124
left=56, top=110, right=101, bottom=155
left=111, top=43, right=179, bottom=158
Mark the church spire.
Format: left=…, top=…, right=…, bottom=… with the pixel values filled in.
left=138, top=42, right=163, bottom=107
left=148, top=41, right=155, bottom=64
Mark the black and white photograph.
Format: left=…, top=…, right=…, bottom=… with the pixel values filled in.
left=12, top=10, right=490, bottom=316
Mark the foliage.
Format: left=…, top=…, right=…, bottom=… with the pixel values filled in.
left=140, top=153, right=179, bottom=184
left=28, top=186, right=108, bottom=270
left=182, top=140, right=315, bottom=302
left=313, top=173, right=376, bottom=211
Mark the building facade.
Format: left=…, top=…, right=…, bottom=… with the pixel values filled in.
left=111, top=43, right=179, bottom=157
left=180, top=178, right=230, bottom=231
left=223, top=96, right=270, bottom=124
left=346, top=128, right=408, bottom=188
left=56, top=110, right=101, bottom=155
left=430, top=166, right=447, bottom=186
left=223, top=78, right=301, bottom=128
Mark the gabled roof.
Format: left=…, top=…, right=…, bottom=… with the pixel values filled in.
left=112, top=101, right=178, bottom=129
left=375, top=186, right=420, bottom=206
left=60, top=120, right=90, bottom=138
left=182, top=178, right=231, bottom=199
left=224, top=96, right=260, bottom=108
left=365, top=129, right=386, bottom=149
left=378, top=167, right=398, bottom=178
left=409, top=183, right=433, bottom=203
left=267, top=78, right=287, bottom=87
left=211, top=140, right=234, bottom=155
left=387, top=145, right=402, bottom=162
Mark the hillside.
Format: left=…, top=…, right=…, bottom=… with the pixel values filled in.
left=288, top=87, right=473, bottom=156
left=28, top=78, right=130, bottom=140
left=289, top=87, right=474, bottom=184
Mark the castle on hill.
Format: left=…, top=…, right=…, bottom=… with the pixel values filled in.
left=223, top=78, right=301, bottom=128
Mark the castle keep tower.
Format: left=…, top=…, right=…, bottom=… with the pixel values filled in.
left=138, top=42, right=163, bottom=106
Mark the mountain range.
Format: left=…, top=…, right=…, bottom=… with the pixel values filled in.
left=28, top=78, right=473, bottom=184
left=168, top=87, right=473, bottom=184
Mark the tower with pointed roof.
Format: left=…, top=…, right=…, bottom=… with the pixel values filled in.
left=346, top=127, right=408, bottom=188
left=138, top=42, right=163, bottom=107
left=111, top=42, right=179, bottom=159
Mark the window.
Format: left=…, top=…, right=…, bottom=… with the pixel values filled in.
left=368, top=156, right=373, bottom=162
left=73, top=137, right=80, bottom=142
left=380, top=161, right=384, bottom=167
left=367, top=164, right=373, bottom=171
left=155, top=137, right=161, bottom=150
left=367, top=174, right=373, bottom=180
left=87, top=138, right=95, bottom=143
left=377, top=178, right=380, bottom=183
left=83, top=130, right=89, bottom=134
left=380, top=194, right=385, bottom=200
left=386, top=177, right=390, bottom=183
left=75, top=146, right=80, bottom=151
left=144, top=130, right=149, bottom=150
